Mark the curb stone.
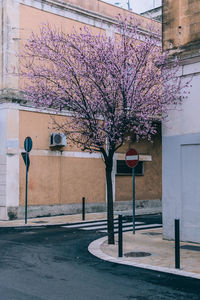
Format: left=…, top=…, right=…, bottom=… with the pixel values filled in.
left=88, top=236, right=200, bottom=280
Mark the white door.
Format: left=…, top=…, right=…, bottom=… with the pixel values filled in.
left=181, top=144, right=200, bottom=243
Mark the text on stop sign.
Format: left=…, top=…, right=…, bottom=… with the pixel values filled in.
left=126, top=155, right=138, bottom=160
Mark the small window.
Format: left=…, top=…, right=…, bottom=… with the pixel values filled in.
left=116, top=160, right=144, bottom=176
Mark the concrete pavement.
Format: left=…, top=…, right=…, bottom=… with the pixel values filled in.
left=89, top=227, right=200, bottom=280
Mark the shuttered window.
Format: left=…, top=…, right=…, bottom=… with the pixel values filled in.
left=116, top=160, right=144, bottom=176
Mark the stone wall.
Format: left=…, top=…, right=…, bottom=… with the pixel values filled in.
left=163, top=0, right=200, bottom=56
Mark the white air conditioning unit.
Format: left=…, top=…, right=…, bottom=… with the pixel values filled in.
left=49, top=133, right=66, bottom=148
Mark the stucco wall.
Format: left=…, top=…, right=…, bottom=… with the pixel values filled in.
left=0, top=108, right=7, bottom=218
left=162, top=58, right=200, bottom=243
left=0, top=0, right=19, bottom=91
left=163, top=0, right=200, bottom=54
left=18, top=110, right=161, bottom=207
left=0, top=0, right=162, bottom=219
left=163, top=63, right=200, bottom=137
left=162, top=132, right=200, bottom=243
left=0, top=104, right=20, bottom=220
left=19, top=3, right=104, bottom=39
left=162, top=0, right=200, bottom=243
left=17, top=2, right=162, bottom=207
left=19, top=155, right=106, bottom=206
left=60, top=0, right=159, bottom=28
left=19, top=110, right=106, bottom=206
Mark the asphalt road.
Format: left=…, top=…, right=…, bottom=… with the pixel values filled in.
left=0, top=215, right=199, bottom=300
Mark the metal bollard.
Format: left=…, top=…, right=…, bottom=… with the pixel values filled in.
left=118, top=214, right=123, bottom=257
left=82, top=197, right=85, bottom=221
left=175, top=219, right=180, bottom=269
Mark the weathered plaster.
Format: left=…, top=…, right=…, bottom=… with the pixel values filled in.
left=163, top=0, right=200, bottom=56
left=0, top=104, right=20, bottom=220
left=0, top=0, right=20, bottom=90
left=0, top=106, right=7, bottom=217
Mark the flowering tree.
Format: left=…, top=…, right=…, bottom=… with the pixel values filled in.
left=20, top=17, right=185, bottom=244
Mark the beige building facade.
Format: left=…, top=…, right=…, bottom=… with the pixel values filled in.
left=0, top=0, right=161, bottom=220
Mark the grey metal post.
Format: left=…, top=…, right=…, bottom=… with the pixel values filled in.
left=118, top=214, right=123, bottom=257
left=82, top=197, right=85, bottom=221
left=175, top=219, right=180, bottom=269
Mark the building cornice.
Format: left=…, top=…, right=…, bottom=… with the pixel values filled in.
left=24, top=0, right=117, bottom=27
left=19, top=0, right=160, bottom=38
left=166, top=50, right=200, bottom=66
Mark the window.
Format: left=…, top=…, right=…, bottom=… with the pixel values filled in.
left=116, top=160, right=144, bottom=176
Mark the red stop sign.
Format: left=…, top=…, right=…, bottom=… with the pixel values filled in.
left=125, top=149, right=139, bottom=168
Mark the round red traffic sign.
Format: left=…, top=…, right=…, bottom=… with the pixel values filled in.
left=125, top=149, right=139, bottom=168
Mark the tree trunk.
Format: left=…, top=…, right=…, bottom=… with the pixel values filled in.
left=106, top=159, right=115, bottom=244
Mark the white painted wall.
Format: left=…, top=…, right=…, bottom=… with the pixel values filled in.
left=0, top=104, right=20, bottom=220
left=162, top=57, right=200, bottom=243
left=163, top=61, right=200, bottom=137
left=1, top=0, right=19, bottom=90
left=6, top=108, right=20, bottom=209
left=0, top=107, right=7, bottom=219
left=181, top=144, right=200, bottom=242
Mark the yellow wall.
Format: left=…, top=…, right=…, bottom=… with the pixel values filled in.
left=19, top=2, right=160, bottom=49
left=19, top=110, right=105, bottom=206
left=61, top=0, right=160, bottom=29
left=19, top=4, right=106, bottom=89
left=19, top=110, right=161, bottom=206
left=18, top=2, right=162, bottom=207
left=19, top=155, right=105, bottom=206
left=20, top=4, right=104, bottom=41
left=20, top=110, right=64, bottom=150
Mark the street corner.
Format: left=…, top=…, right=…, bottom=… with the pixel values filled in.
left=88, top=228, right=200, bottom=280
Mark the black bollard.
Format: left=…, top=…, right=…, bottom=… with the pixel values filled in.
left=82, top=197, right=85, bottom=221
left=175, top=219, right=180, bottom=269
left=118, top=214, right=123, bottom=257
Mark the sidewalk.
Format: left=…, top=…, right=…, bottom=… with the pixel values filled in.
left=88, top=228, right=200, bottom=280
left=0, top=207, right=160, bottom=227
left=0, top=212, right=108, bottom=227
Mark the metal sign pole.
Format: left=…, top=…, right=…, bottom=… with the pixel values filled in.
left=125, top=148, right=138, bottom=235
left=132, top=167, right=135, bottom=234
left=23, top=137, right=32, bottom=225
left=25, top=151, right=28, bottom=224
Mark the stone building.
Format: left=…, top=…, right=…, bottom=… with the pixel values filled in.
left=0, top=0, right=161, bottom=220
left=162, top=0, right=200, bottom=243
left=141, top=6, right=162, bottom=22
